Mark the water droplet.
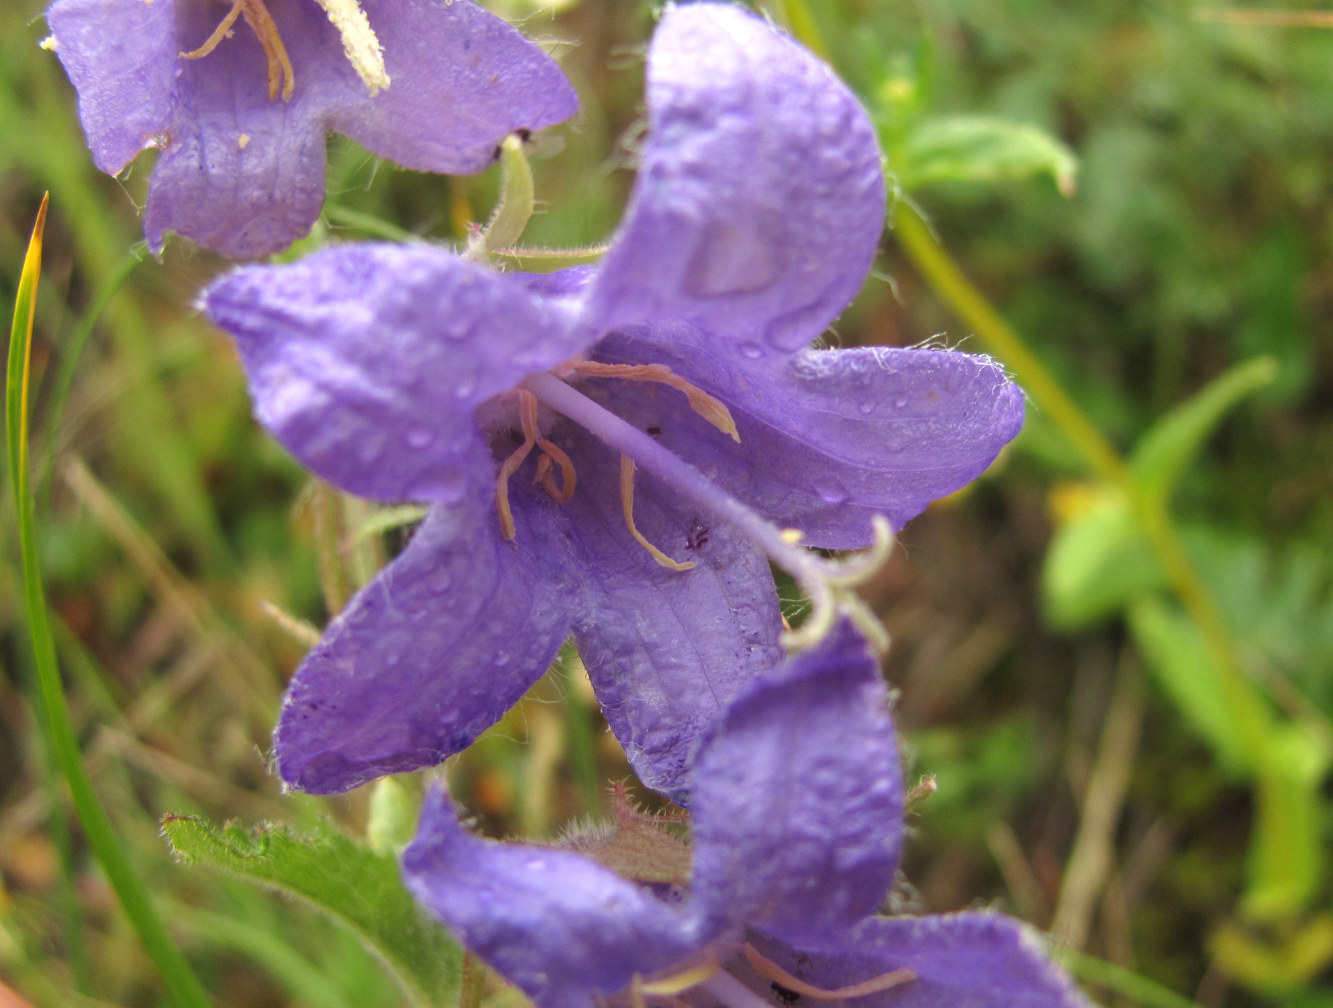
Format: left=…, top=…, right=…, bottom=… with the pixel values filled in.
left=814, top=480, right=849, bottom=505
left=454, top=378, right=477, bottom=400
left=857, top=399, right=875, bottom=416
left=405, top=427, right=432, bottom=449
left=894, top=396, right=909, bottom=409
left=740, top=341, right=763, bottom=360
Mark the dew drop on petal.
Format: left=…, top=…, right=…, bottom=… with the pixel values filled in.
left=814, top=480, right=849, bottom=505
left=894, top=396, right=909, bottom=409
left=405, top=427, right=432, bottom=449
left=740, top=341, right=763, bottom=360
left=857, top=399, right=875, bottom=416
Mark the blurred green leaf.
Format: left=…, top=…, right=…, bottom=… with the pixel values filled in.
left=1247, top=724, right=1329, bottom=923
left=895, top=116, right=1077, bottom=194
left=1043, top=487, right=1163, bottom=627
left=163, top=815, right=460, bottom=1008
left=1131, top=356, right=1278, bottom=507
left=1127, top=598, right=1256, bottom=774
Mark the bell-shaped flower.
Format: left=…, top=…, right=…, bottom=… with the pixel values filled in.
left=402, top=621, right=1091, bottom=1008
left=43, top=0, right=577, bottom=257
left=203, top=3, right=1024, bottom=798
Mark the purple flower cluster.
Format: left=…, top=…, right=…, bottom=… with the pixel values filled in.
left=48, top=1, right=1086, bottom=1004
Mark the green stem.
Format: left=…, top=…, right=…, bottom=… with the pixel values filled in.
left=8, top=198, right=213, bottom=1008
left=1057, top=950, right=1206, bottom=1008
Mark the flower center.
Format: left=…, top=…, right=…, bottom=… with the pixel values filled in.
left=626, top=944, right=916, bottom=1008
left=182, top=0, right=296, bottom=101
left=180, top=0, right=390, bottom=102
left=500, top=367, right=892, bottom=651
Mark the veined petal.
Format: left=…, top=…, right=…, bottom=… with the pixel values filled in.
left=204, top=244, right=590, bottom=503
left=512, top=407, right=783, bottom=800
left=402, top=788, right=696, bottom=1008
left=329, top=0, right=578, bottom=174
left=749, top=914, right=1093, bottom=1008
left=595, top=330, right=1025, bottom=549
left=45, top=0, right=176, bottom=175
left=275, top=487, right=575, bottom=794
left=585, top=3, right=884, bottom=362
left=688, top=621, right=903, bottom=946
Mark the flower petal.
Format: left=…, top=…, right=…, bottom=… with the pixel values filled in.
left=329, top=0, right=578, bottom=174
left=274, top=486, right=575, bottom=794
left=204, top=244, right=590, bottom=503
left=402, top=788, right=696, bottom=1008
left=139, top=0, right=366, bottom=257
left=507, top=411, right=784, bottom=800
left=688, top=621, right=903, bottom=946
left=595, top=330, right=1024, bottom=548
left=584, top=3, right=884, bottom=361
left=748, top=913, right=1093, bottom=1008
left=45, top=0, right=176, bottom=175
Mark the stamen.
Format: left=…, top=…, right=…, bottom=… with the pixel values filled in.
left=621, top=456, right=696, bottom=572
left=534, top=431, right=577, bottom=502
left=180, top=1, right=245, bottom=60
left=572, top=362, right=740, bottom=443
left=182, top=0, right=294, bottom=101
left=743, top=944, right=917, bottom=1001
left=641, top=954, right=720, bottom=996
left=494, top=390, right=540, bottom=540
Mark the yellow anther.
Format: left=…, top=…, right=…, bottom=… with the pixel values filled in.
left=620, top=456, right=696, bottom=572
left=742, top=943, right=916, bottom=1001
left=572, top=361, right=740, bottom=443
left=779, top=527, right=804, bottom=545
left=182, top=0, right=295, bottom=102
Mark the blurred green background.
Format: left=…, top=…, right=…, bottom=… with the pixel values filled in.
left=2, top=0, right=1331, bottom=1005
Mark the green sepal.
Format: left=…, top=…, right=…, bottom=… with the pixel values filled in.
left=163, top=815, right=460, bottom=1008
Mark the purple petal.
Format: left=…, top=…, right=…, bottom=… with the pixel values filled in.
left=584, top=3, right=884, bottom=362
left=688, top=621, right=903, bottom=947
left=275, top=494, right=574, bottom=793
left=329, top=0, right=578, bottom=174
left=204, top=244, right=590, bottom=503
left=748, top=914, right=1093, bottom=1008
left=45, top=0, right=176, bottom=174
left=507, top=404, right=784, bottom=799
left=402, top=788, right=696, bottom=1008
left=140, top=0, right=364, bottom=257
left=595, top=330, right=1025, bottom=548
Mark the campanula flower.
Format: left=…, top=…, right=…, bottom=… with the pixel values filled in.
left=204, top=3, right=1024, bottom=797
left=43, top=0, right=577, bottom=258
left=402, top=621, right=1091, bottom=1008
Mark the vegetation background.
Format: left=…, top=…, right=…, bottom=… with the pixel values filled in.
left=1, top=1, right=1330, bottom=1006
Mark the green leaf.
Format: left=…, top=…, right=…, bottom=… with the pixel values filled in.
left=1127, top=598, right=1259, bottom=774
left=895, top=115, right=1078, bottom=195
left=1130, top=356, right=1277, bottom=506
left=1042, top=488, right=1164, bottom=628
left=163, top=815, right=461, bottom=1008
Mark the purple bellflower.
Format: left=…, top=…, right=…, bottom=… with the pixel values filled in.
left=203, top=3, right=1025, bottom=798
left=43, top=0, right=577, bottom=258
left=402, top=621, right=1092, bottom=1008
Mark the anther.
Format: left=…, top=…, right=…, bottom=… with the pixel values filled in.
left=182, top=0, right=295, bottom=101
left=743, top=944, right=916, bottom=1001
left=494, top=390, right=540, bottom=540
left=621, top=456, right=696, bottom=572
left=571, top=362, right=740, bottom=442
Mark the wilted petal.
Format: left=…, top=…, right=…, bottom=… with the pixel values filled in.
left=402, top=788, right=695, bottom=1008
left=204, top=244, right=590, bottom=503
left=46, top=0, right=176, bottom=174
left=586, top=3, right=884, bottom=361
left=510, top=406, right=783, bottom=799
left=330, top=0, right=578, bottom=174
left=749, top=913, right=1093, bottom=1008
left=689, top=621, right=903, bottom=946
left=595, top=330, right=1024, bottom=549
left=275, top=489, right=575, bottom=793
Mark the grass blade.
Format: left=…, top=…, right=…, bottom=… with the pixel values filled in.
left=6, top=195, right=212, bottom=1008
